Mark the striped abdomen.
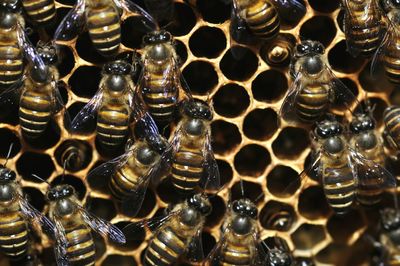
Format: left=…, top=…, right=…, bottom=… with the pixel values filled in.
left=383, top=33, right=400, bottom=84
left=22, top=0, right=56, bottom=25
left=144, top=0, right=174, bottom=22
left=142, top=62, right=178, bottom=124
left=384, top=106, right=400, bottom=149
left=219, top=242, right=252, bottom=265
left=97, top=104, right=130, bottom=149
left=322, top=159, right=355, bottom=214
left=295, top=84, right=329, bottom=122
left=19, top=89, right=52, bottom=139
left=0, top=211, right=28, bottom=258
left=109, top=163, right=141, bottom=201
left=0, top=44, right=23, bottom=89
left=345, top=0, right=381, bottom=57
left=244, top=0, right=280, bottom=40
left=171, top=148, right=204, bottom=194
left=87, top=6, right=121, bottom=57
left=65, top=224, right=95, bottom=266
left=144, top=225, right=186, bottom=266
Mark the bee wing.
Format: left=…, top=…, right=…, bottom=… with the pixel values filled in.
left=173, top=58, right=193, bottom=101
left=186, top=229, right=205, bottom=263
left=52, top=80, right=73, bottom=130
left=203, top=230, right=228, bottom=266
left=53, top=0, right=86, bottom=41
left=200, top=131, right=220, bottom=191
left=16, top=24, right=46, bottom=71
left=53, top=218, right=69, bottom=266
left=279, top=70, right=304, bottom=125
left=370, top=22, right=396, bottom=76
left=70, top=88, right=104, bottom=132
left=115, top=0, right=158, bottom=31
left=0, top=77, right=25, bottom=106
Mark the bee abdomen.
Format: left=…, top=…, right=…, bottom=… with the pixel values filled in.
left=109, top=166, right=140, bottom=201
left=144, top=226, right=185, bottom=266
left=0, top=213, right=28, bottom=258
left=97, top=106, right=129, bottom=148
left=295, top=85, right=329, bottom=122
left=171, top=150, right=203, bottom=194
left=19, top=92, right=52, bottom=138
left=245, top=0, right=280, bottom=40
left=323, top=165, right=355, bottom=214
left=66, top=224, right=95, bottom=266
left=0, top=46, right=23, bottom=89
left=384, top=38, right=400, bottom=84
left=22, top=0, right=56, bottom=25
left=384, top=106, right=400, bottom=148
left=221, top=244, right=251, bottom=265
left=87, top=7, right=121, bottom=57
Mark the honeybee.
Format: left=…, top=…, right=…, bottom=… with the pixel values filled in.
left=46, top=183, right=126, bottom=265
left=70, top=60, right=136, bottom=150
left=383, top=105, right=400, bottom=153
left=54, top=0, right=156, bottom=57
left=144, top=0, right=174, bottom=23
left=280, top=40, right=358, bottom=125
left=303, top=118, right=396, bottom=214
left=262, top=238, right=294, bottom=266
left=341, top=0, right=383, bottom=57
left=137, top=30, right=192, bottom=125
left=123, top=193, right=212, bottom=265
left=21, top=0, right=56, bottom=26
left=0, top=42, right=67, bottom=139
left=87, top=113, right=170, bottom=216
left=157, top=99, right=220, bottom=194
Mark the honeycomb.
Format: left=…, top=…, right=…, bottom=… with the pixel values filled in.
left=0, top=0, right=398, bottom=265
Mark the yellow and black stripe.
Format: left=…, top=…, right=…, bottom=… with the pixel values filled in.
left=220, top=242, right=251, bottom=265
left=383, top=35, right=400, bottom=84
left=109, top=164, right=141, bottom=201
left=65, top=224, right=96, bottom=266
left=87, top=5, right=121, bottom=57
left=22, top=0, right=56, bottom=25
left=295, top=84, right=329, bottom=123
left=0, top=212, right=28, bottom=258
left=171, top=149, right=203, bottom=194
left=0, top=44, right=23, bottom=89
left=384, top=106, right=400, bottom=148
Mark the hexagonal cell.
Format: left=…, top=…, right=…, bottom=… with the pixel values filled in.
left=156, top=177, right=185, bottom=205
left=211, top=120, right=242, bottom=154
left=300, top=16, right=337, bottom=47
left=327, top=209, right=365, bottom=243
left=315, top=243, right=350, bottom=265
left=234, top=144, right=271, bottom=177
left=291, top=223, right=326, bottom=250
left=217, top=159, right=233, bottom=186
left=54, top=139, right=93, bottom=172
left=213, top=83, right=250, bottom=118
left=23, top=187, right=46, bottom=212
left=86, top=196, right=116, bottom=221
left=197, top=0, right=231, bottom=23
left=260, top=200, right=296, bottom=231
left=0, top=128, right=21, bottom=158
left=259, top=34, right=295, bottom=68
left=298, top=186, right=331, bottom=220
left=102, top=255, right=136, bottom=266
left=220, top=46, right=259, bottom=81
left=267, top=165, right=300, bottom=197
left=69, top=66, right=102, bottom=98
left=76, top=31, right=110, bottom=64
left=113, top=221, right=145, bottom=251
left=93, top=233, right=107, bottom=261
left=189, top=26, right=227, bottom=58
left=17, top=152, right=55, bottom=182
left=231, top=180, right=263, bottom=203
left=359, top=61, right=394, bottom=93
left=22, top=119, right=61, bottom=150
left=272, top=127, right=310, bottom=159
left=87, top=160, right=110, bottom=194
left=252, top=70, right=288, bottom=103
left=175, top=39, right=188, bottom=65
left=121, top=188, right=157, bottom=219
left=205, top=195, right=226, bottom=227
left=244, top=108, right=278, bottom=141
left=202, top=231, right=217, bottom=259
left=57, top=44, right=75, bottom=79
left=328, top=40, right=365, bottom=73
left=182, top=61, right=218, bottom=95
left=51, top=174, right=87, bottom=201
left=309, top=0, right=340, bottom=13
left=165, top=3, right=197, bottom=36
left=121, top=16, right=147, bottom=49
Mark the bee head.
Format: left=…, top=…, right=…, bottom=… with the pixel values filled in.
left=314, top=120, right=343, bottom=139
left=232, top=198, right=258, bottom=219
left=380, top=208, right=400, bottom=231
left=0, top=8, right=18, bottom=29
left=295, top=40, right=325, bottom=75
left=47, top=185, right=75, bottom=202
left=0, top=0, right=21, bottom=13
left=103, top=60, right=132, bottom=75
left=143, top=30, right=172, bottom=45
left=266, top=248, right=293, bottom=266
left=37, top=43, right=58, bottom=65
left=390, top=0, right=400, bottom=8
left=0, top=165, right=16, bottom=184
left=182, top=99, right=213, bottom=121
left=187, top=193, right=212, bottom=216
left=350, top=113, right=375, bottom=134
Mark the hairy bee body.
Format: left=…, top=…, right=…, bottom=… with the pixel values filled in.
left=384, top=105, right=400, bottom=151
left=236, top=0, right=280, bottom=40
left=21, top=0, right=56, bottom=25
left=217, top=231, right=256, bottom=265
left=382, top=9, right=400, bottom=84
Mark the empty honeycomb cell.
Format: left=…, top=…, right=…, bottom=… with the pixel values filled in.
left=234, top=144, right=271, bottom=177
left=359, top=61, right=394, bottom=93
left=217, top=159, right=233, bottom=185
left=121, top=188, right=157, bottom=218
left=93, top=233, right=107, bottom=260
left=87, top=161, right=110, bottom=194
left=51, top=174, right=87, bottom=200
left=230, top=180, right=264, bottom=203
left=23, top=120, right=61, bottom=150
left=272, top=127, right=310, bottom=159
left=315, top=243, right=350, bottom=265
left=165, top=3, right=197, bottom=36
left=175, top=39, right=188, bottom=65
left=211, top=120, right=242, bottom=154
left=197, top=0, right=231, bottom=24
left=220, top=46, right=259, bottom=81
left=291, top=223, right=326, bottom=250
left=16, top=152, right=55, bottom=182
left=299, top=16, right=337, bottom=47
left=69, top=66, right=102, bottom=98
left=102, top=255, right=136, bottom=266
left=308, top=0, right=340, bottom=13
left=86, top=196, right=117, bottom=221
left=189, top=26, right=226, bottom=58
left=121, top=16, right=148, bottom=50
left=328, top=40, right=365, bottom=73
left=205, top=195, right=226, bottom=227
left=298, top=186, right=331, bottom=220
left=76, top=32, right=111, bottom=64
left=54, top=139, right=93, bottom=172
left=213, top=83, right=250, bottom=118
left=267, top=165, right=300, bottom=197
left=0, top=128, right=21, bottom=158
left=0, top=103, right=18, bottom=126
left=259, top=200, right=296, bottom=231
left=156, top=178, right=187, bottom=204
left=58, top=81, right=69, bottom=106
left=182, top=61, right=218, bottom=95
left=327, top=209, right=365, bottom=244
left=201, top=232, right=217, bottom=259
left=113, top=221, right=145, bottom=251
left=23, top=187, right=46, bottom=212
left=252, top=70, right=288, bottom=103
left=243, top=108, right=278, bottom=141
left=57, top=44, right=75, bottom=78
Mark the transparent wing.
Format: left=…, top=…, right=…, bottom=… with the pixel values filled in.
left=70, top=88, right=104, bottom=132
left=200, top=131, right=220, bottom=191
left=203, top=231, right=228, bottom=266
left=173, top=57, right=193, bottom=101
left=0, top=77, right=25, bottom=106
left=115, top=0, right=158, bottom=31
left=53, top=81, right=72, bottom=130
left=17, top=24, right=46, bottom=71
left=53, top=218, right=69, bottom=266
left=76, top=204, right=126, bottom=244
left=54, top=0, right=86, bottom=41
left=279, top=70, right=304, bottom=125
left=186, top=229, right=205, bottom=263
left=370, top=22, right=394, bottom=77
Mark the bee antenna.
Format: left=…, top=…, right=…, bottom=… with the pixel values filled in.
left=4, top=143, right=14, bottom=167
left=240, top=178, right=245, bottom=198
left=254, top=192, right=264, bottom=203
left=61, top=160, right=67, bottom=184
left=31, top=174, right=50, bottom=186
left=261, top=240, right=271, bottom=251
